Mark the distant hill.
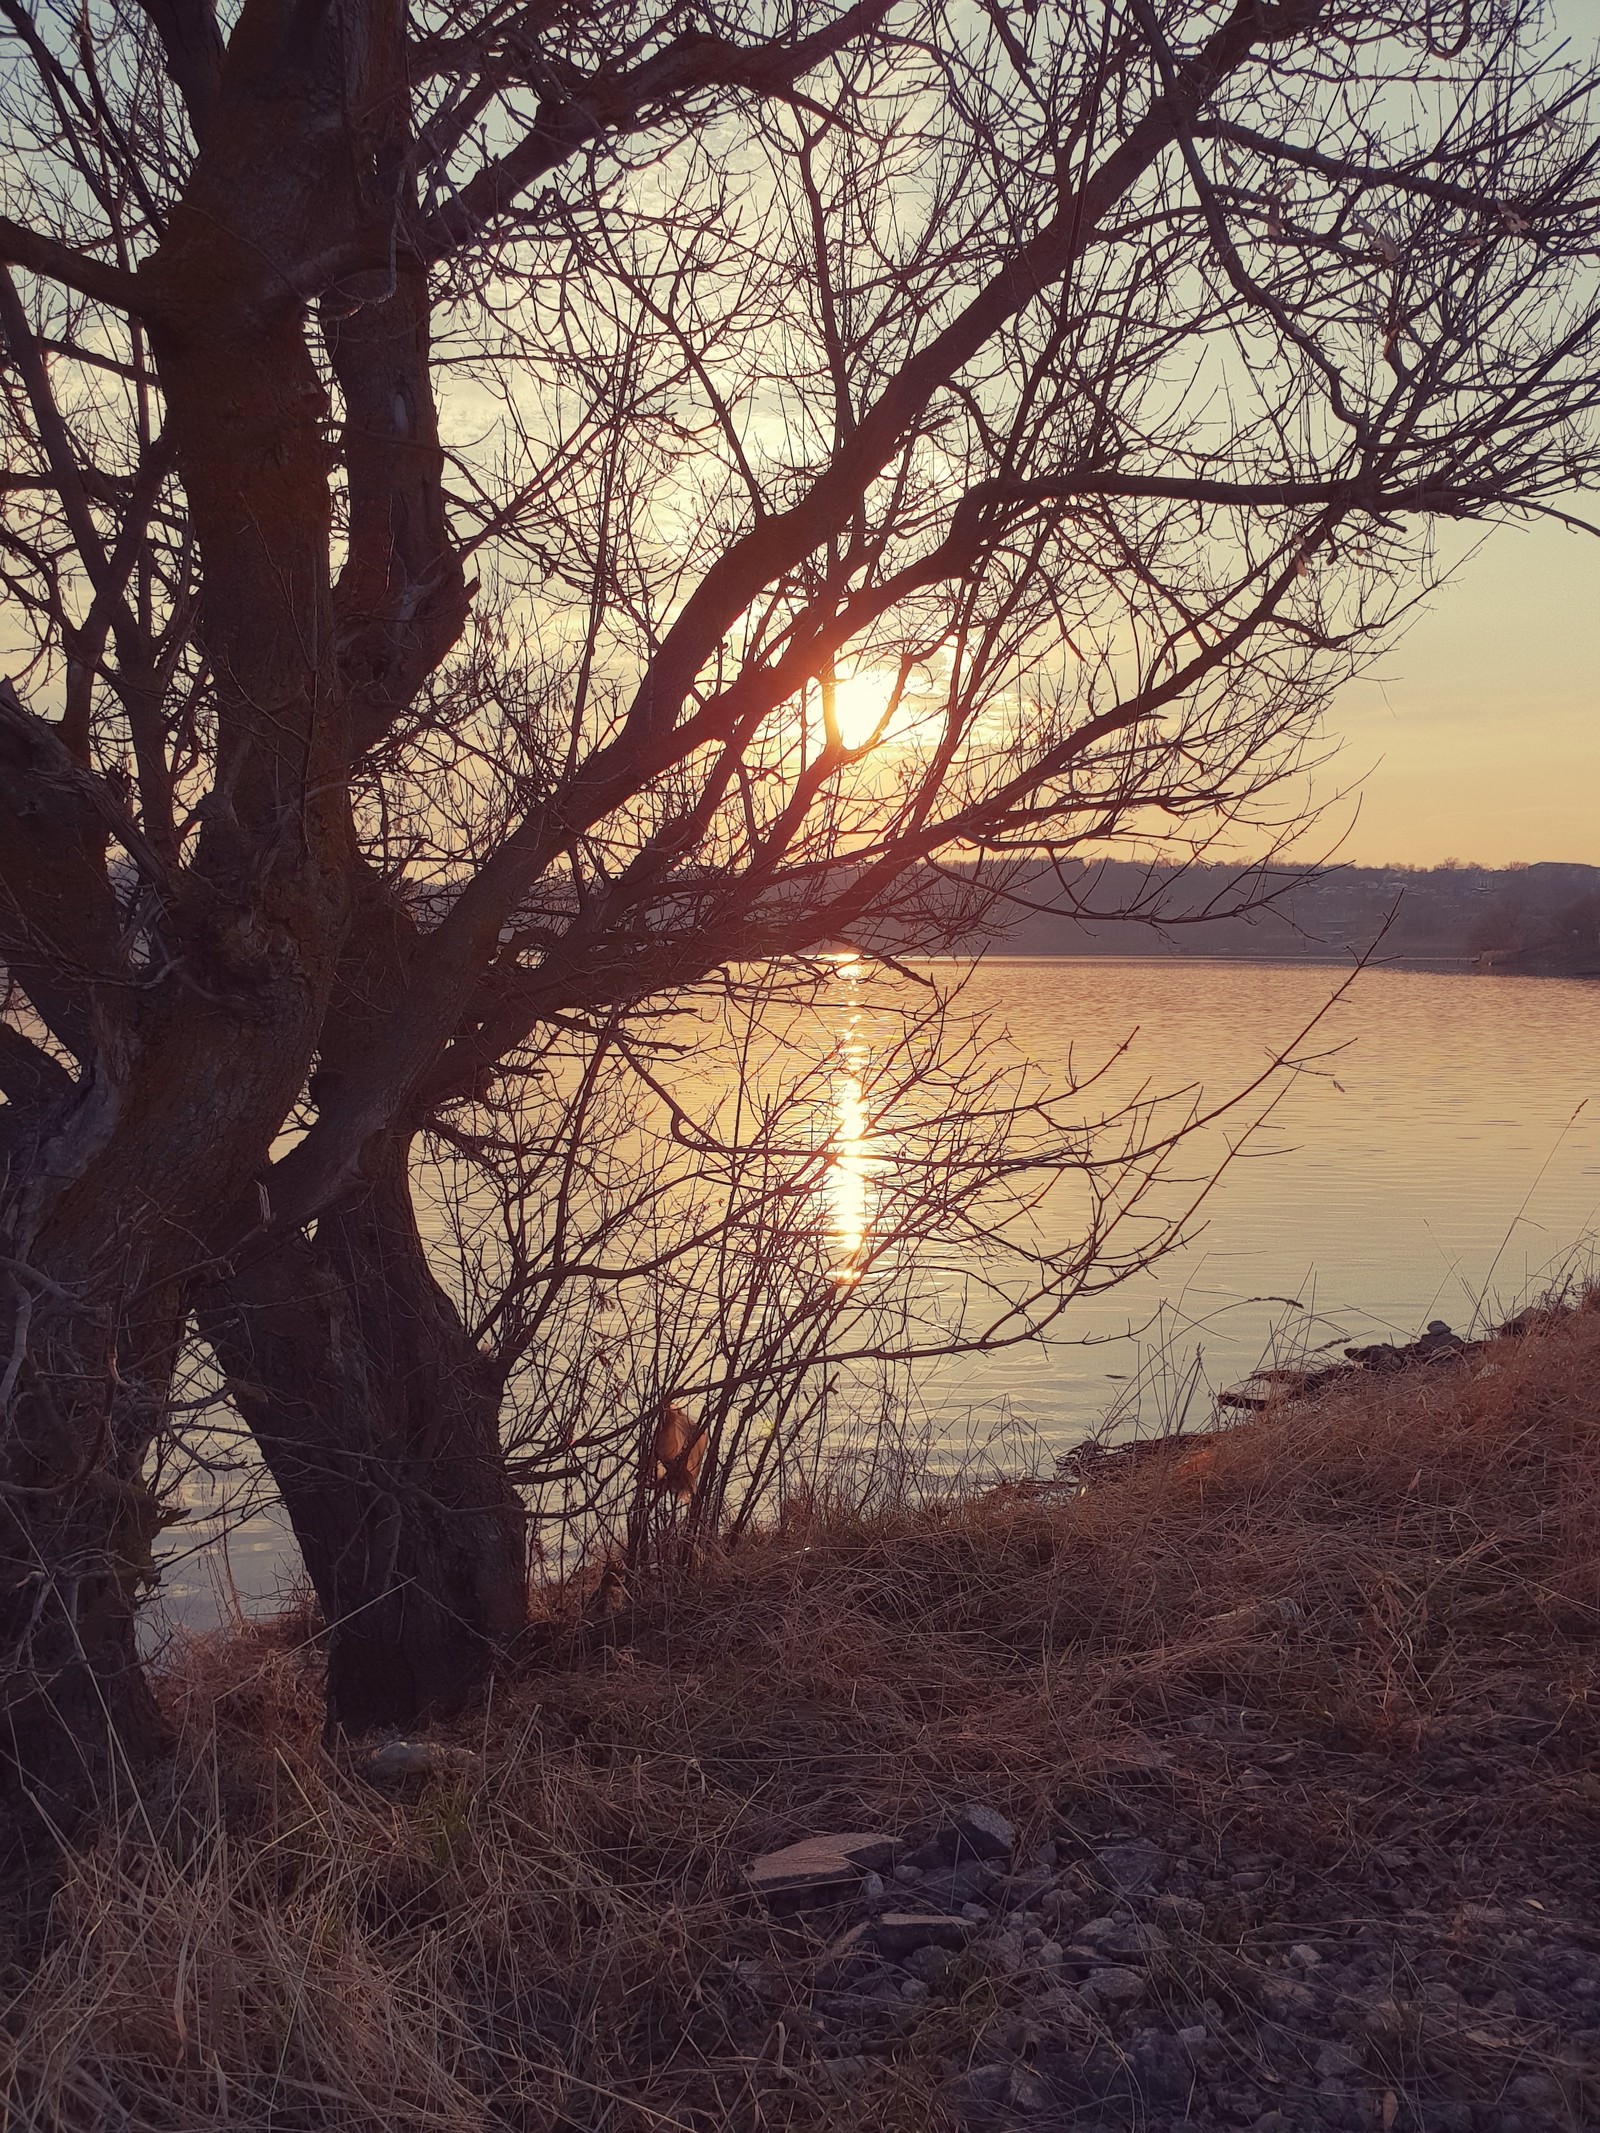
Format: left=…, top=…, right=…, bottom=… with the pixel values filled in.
left=907, top=860, right=1600, bottom=973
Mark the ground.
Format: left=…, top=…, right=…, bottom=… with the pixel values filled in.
left=3, top=1296, right=1597, bottom=2131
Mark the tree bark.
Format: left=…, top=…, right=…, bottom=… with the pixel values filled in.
left=199, top=1148, right=527, bottom=1734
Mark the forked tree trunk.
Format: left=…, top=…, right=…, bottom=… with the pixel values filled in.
left=198, top=1148, right=528, bottom=1733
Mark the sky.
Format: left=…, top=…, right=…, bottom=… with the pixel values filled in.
left=1320, top=512, right=1600, bottom=870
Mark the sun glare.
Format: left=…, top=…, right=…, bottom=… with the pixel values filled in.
left=829, top=668, right=912, bottom=751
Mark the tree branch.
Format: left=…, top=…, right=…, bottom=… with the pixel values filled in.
left=0, top=217, right=147, bottom=312
left=415, top=1, right=896, bottom=261
left=133, top=0, right=224, bottom=139
left=0, top=1018, right=76, bottom=1114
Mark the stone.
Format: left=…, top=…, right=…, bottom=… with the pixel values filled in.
left=997, top=1864, right=1054, bottom=1910
left=1255, top=1975, right=1318, bottom=2021
left=1358, top=1998, right=1407, bottom=2045
left=899, top=1976, right=931, bottom=2003
left=1088, top=1964, right=1147, bottom=2008
left=1007, top=2067, right=1053, bottom=2113
left=1423, top=2108, right=1473, bottom=2133
left=1509, top=2073, right=1563, bottom=2111
left=746, top=1831, right=901, bottom=1910
left=1314, top=2078, right=1373, bottom=2132
left=958, top=2063, right=1009, bottom=2098
left=363, top=1738, right=478, bottom=1783
left=903, top=1944, right=958, bottom=1984
left=952, top=1802, right=1017, bottom=1860
left=1211, top=2088, right=1264, bottom=2124
left=819, top=2055, right=875, bottom=2089
left=871, top=1911, right=979, bottom=1958
left=1130, top=2026, right=1195, bottom=2108
left=1315, top=2043, right=1365, bottom=2081
left=920, top=1861, right=994, bottom=1909
left=1289, top=1942, right=1325, bottom=1969
left=989, top=1928, right=1026, bottom=1975
left=1095, top=1838, right=1168, bottom=1892
left=1155, top=1892, right=1206, bottom=1928
left=1034, top=1985, right=1095, bottom=2033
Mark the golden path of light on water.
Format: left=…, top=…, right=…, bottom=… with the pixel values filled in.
left=823, top=957, right=876, bottom=1282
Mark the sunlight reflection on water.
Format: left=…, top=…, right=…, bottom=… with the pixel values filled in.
left=822, top=959, right=876, bottom=1281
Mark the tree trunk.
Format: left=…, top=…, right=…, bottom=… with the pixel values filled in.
left=0, top=1281, right=176, bottom=1883
left=199, top=1148, right=527, bottom=1734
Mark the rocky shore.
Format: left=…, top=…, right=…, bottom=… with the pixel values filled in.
left=735, top=1741, right=1594, bottom=2132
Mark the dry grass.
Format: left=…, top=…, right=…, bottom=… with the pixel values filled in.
left=3, top=1298, right=1598, bottom=2131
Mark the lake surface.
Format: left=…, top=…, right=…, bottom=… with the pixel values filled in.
left=151, top=959, right=1600, bottom=1633
left=905, top=959, right=1600, bottom=1453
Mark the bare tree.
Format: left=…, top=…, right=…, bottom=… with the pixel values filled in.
left=2, top=0, right=1599, bottom=1844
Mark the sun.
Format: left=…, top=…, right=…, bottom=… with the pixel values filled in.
left=828, top=667, right=921, bottom=751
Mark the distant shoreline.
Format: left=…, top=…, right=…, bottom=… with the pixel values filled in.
left=867, top=858, right=1600, bottom=978
left=903, top=950, right=1597, bottom=977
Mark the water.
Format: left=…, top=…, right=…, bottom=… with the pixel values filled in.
left=904, top=959, right=1600, bottom=1451
left=151, top=959, right=1600, bottom=1631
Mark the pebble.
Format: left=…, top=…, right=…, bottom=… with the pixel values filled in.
left=870, top=1911, right=977, bottom=1957
left=745, top=1831, right=901, bottom=1909
left=952, top=2063, right=1009, bottom=2105
left=362, top=1738, right=477, bottom=1783
left=1509, top=2072, right=1563, bottom=2110
left=1087, top=1964, right=1147, bottom=2007
left=1315, top=2042, right=1364, bottom=2081
left=1034, top=1984, right=1095, bottom=2032
left=952, top=1802, right=1017, bottom=1860
left=1095, top=1838, right=1168, bottom=1892
left=1154, top=1891, right=1205, bottom=1928
left=1007, top=2066, right=1052, bottom=2113
left=1128, top=2026, right=1195, bottom=2107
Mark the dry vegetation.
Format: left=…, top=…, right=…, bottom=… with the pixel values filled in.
left=4, top=1299, right=1599, bottom=2133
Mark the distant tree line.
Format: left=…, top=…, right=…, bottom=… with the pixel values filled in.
left=887, top=859, right=1600, bottom=972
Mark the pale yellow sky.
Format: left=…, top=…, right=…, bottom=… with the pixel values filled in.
left=1325, top=514, right=1600, bottom=867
